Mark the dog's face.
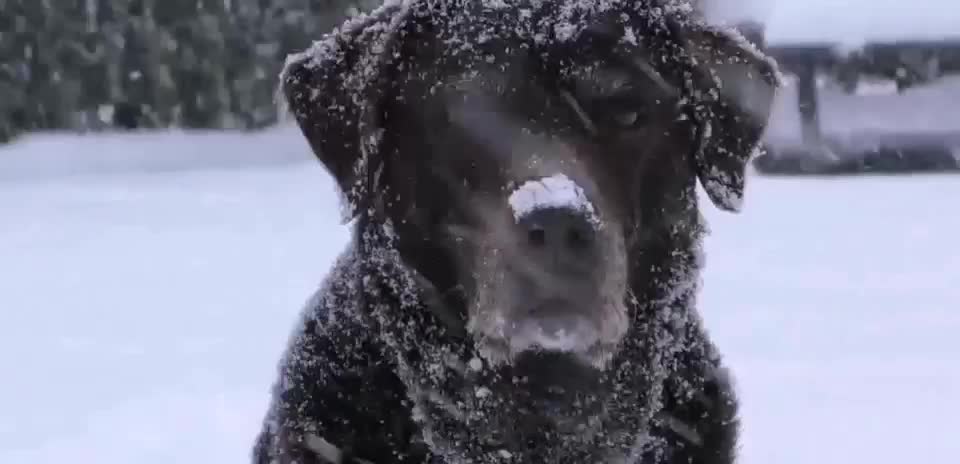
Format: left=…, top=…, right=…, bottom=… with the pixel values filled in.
left=283, top=2, right=778, bottom=379
left=407, top=47, right=699, bottom=369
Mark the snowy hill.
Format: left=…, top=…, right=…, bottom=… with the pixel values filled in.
left=1, top=125, right=958, bottom=463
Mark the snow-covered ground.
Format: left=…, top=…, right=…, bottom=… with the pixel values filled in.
left=1, top=120, right=958, bottom=464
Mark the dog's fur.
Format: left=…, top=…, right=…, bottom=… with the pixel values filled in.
left=253, top=1, right=779, bottom=463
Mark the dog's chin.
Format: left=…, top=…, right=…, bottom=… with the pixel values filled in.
left=510, top=350, right=603, bottom=390
left=489, top=350, right=609, bottom=434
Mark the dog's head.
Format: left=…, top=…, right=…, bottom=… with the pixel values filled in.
left=283, top=0, right=778, bottom=375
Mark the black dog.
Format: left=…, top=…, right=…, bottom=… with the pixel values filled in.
left=253, top=0, right=779, bottom=462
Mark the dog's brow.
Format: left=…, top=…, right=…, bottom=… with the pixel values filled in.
left=445, top=93, right=521, bottom=164
left=573, top=67, right=631, bottom=99
left=559, top=90, right=598, bottom=135
left=573, top=58, right=677, bottom=102
left=447, top=66, right=512, bottom=95
left=626, top=57, right=677, bottom=97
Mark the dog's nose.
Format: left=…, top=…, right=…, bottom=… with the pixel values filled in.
left=517, top=207, right=599, bottom=274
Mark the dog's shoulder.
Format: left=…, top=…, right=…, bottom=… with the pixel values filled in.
left=254, top=245, right=431, bottom=464
left=287, top=244, right=375, bottom=377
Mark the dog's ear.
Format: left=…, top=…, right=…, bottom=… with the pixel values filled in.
left=280, top=4, right=412, bottom=220
left=681, top=25, right=780, bottom=212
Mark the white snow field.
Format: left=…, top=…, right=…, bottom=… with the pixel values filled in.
left=1, top=119, right=959, bottom=462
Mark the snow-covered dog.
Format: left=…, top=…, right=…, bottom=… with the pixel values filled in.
left=253, top=1, right=779, bottom=462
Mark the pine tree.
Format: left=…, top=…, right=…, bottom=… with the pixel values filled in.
left=0, top=0, right=372, bottom=142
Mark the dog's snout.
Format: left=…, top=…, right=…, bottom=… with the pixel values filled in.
left=517, top=207, right=599, bottom=271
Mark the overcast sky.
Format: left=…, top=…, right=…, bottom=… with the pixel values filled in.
left=705, top=0, right=960, bottom=44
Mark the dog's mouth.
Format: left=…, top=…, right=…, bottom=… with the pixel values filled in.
left=505, top=299, right=602, bottom=354
left=471, top=298, right=619, bottom=369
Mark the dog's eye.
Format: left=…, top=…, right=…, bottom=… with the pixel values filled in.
left=605, top=105, right=652, bottom=130
left=613, top=111, right=639, bottom=127
left=601, top=93, right=677, bottom=131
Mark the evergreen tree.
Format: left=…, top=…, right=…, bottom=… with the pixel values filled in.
left=0, top=0, right=370, bottom=142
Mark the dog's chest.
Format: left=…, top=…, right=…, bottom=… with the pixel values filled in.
left=402, top=377, right=665, bottom=464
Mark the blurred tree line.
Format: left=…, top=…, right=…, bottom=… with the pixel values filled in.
left=0, top=0, right=379, bottom=143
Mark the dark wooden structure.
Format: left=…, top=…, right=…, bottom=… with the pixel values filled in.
left=736, top=21, right=960, bottom=175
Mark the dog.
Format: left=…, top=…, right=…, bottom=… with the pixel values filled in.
left=252, top=0, right=779, bottom=462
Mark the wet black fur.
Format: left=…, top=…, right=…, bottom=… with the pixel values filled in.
left=253, top=1, right=778, bottom=463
